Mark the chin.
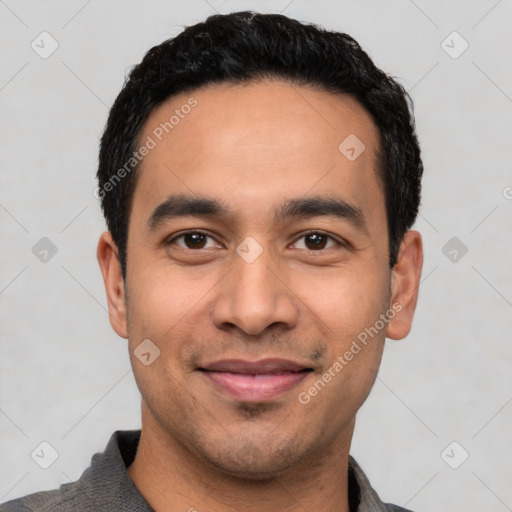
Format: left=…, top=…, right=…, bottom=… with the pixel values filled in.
left=195, top=435, right=312, bottom=481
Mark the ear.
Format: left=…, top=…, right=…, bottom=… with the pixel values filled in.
left=96, top=231, right=128, bottom=339
left=386, top=230, right=423, bottom=340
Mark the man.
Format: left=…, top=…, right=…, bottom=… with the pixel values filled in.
left=1, top=10, right=423, bottom=512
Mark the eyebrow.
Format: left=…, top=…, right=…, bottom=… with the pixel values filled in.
left=147, top=193, right=368, bottom=233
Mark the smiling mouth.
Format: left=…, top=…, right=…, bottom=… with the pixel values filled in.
left=198, top=358, right=314, bottom=402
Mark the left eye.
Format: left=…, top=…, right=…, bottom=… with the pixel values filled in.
left=291, top=232, right=339, bottom=251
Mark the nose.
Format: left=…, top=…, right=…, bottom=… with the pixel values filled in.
left=210, top=244, right=300, bottom=336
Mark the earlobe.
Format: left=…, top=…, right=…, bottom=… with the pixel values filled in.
left=386, top=230, right=423, bottom=341
left=96, top=231, right=128, bottom=339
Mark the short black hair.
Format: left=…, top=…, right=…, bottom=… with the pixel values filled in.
left=97, top=11, right=423, bottom=280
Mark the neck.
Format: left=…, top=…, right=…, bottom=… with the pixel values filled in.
left=127, top=401, right=355, bottom=512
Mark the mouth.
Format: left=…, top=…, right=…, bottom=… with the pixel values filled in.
left=198, top=358, right=314, bottom=402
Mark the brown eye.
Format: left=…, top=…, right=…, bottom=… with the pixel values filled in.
left=168, top=231, right=219, bottom=249
left=305, top=233, right=328, bottom=250
left=293, top=232, right=338, bottom=251
left=183, top=233, right=207, bottom=249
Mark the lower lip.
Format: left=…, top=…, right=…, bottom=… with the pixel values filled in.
left=201, top=371, right=310, bottom=402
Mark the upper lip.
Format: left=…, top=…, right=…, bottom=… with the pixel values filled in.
left=199, top=358, right=312, bottom=375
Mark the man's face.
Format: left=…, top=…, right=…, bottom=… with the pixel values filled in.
left=111, top=80, right=401, bottom=477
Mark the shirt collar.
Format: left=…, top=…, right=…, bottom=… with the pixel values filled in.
left=85, top=430, right=405, bottom=512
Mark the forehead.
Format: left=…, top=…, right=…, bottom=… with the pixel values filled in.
left=132, top=79, right=383, bottom=227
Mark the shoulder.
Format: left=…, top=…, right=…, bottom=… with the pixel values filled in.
left=348, top=455, right=415, bottom=512
left=0, top=482, right=89, bottom=512
left=0, top=430, right=145, bottom=512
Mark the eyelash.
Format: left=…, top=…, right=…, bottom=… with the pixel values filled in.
left=166, top=230, right=347, bottom=252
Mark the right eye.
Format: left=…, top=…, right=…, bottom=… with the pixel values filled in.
left=166, top=231, right=222, bottom=250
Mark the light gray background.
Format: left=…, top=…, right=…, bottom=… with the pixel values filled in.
left=1, top=0, right=511, bottom=510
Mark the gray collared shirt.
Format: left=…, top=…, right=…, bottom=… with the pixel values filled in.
left=0, top=430, right=413, bottom=512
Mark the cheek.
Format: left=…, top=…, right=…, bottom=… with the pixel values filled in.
left=127, top=263, right=212, bottom=338
left=126, top=264, right=222, bottom=385
left=294, top=265, right=389, bottom=341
